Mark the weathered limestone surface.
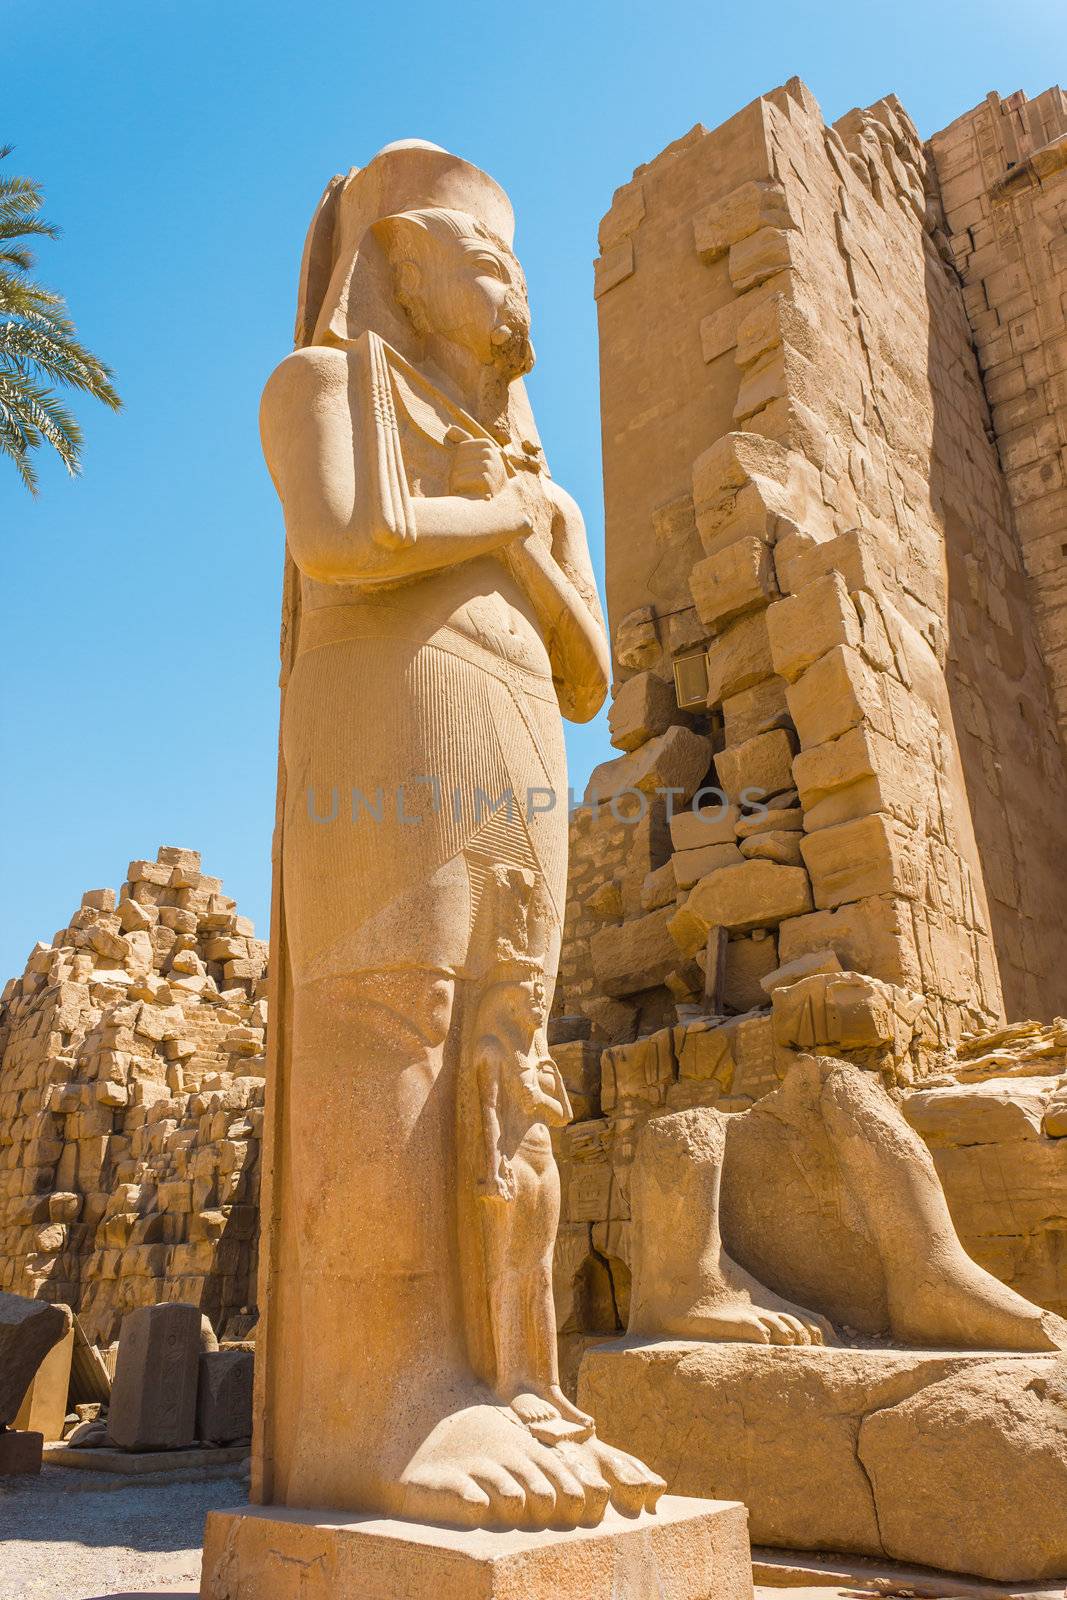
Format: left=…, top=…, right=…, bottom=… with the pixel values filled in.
left=930, top=90, right=1067, bottom=765
left=0, top=848, right=266, bottom=1344
left=580, top=1343, right=1067, bottom=1581
left=201, top=1497, right=754, bottom=1600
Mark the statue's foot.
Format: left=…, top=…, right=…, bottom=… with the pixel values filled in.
left=508, top=1384, right=594, bottom=1432
left=400, top=1403, right=662, bottom=1530
left=634, top=1234, right=833, bottom=1347
left=508, top=1391, right=590, bottom=1445
left=670, top=1297, right=830, bottom=1346
left=546, top=1383, right=595, bottom=1432
left=510, top=1391, right=559, bottom=1426
left=816, top=1057, right=1067, bottom=1352
left=893, top=1252, right=1067, bottom=1352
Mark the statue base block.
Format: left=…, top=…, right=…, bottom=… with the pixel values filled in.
left=200, top=1494, right=752, bottom=1599
left=580, top=1341, right=1067, bottom=1583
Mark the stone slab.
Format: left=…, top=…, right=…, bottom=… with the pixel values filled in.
left=0, top=1293, right=73, bottom=1427
left=46, top=1441, right=250, bottom=1475
left=0, top=1428, right=44, bottom=1474
left=752, top=1547, right=1061, bottom=1599
left=579, top=1342, right=1067, bottom=1582
left=15, top=1325, right=73, bottom=1440
left=82, top=1592, right=197, bottom=1599
left=200, top=1495, right=753, bottom=1600
left=196, top=1348, right=253, bottom=1444
left=108, top=1302, right=201, bottom=1451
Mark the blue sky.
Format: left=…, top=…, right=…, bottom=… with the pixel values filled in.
left=1, top=0, right=1061, bottom=978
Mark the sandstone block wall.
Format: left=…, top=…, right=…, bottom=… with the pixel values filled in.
left=0, top=848, right=267, bottom=1344
left=558, top=78, right=1067, bottom=1044
left=930, top=89, right=1067, bottom=760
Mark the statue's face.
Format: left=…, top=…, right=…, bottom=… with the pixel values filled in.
left=416, top=231, right=533, bottom=377
left=515, top=974, right=548, bottom=1030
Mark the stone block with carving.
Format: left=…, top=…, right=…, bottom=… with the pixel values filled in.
left=108, top=1301, right=201, bottom=1451
left=196, top=1348, right=253, bottom=1444
left=771, top=969, right=924, bottom=1074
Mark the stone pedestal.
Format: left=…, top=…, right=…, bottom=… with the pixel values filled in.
left=0, top=1427, right=44, bottom=1475
left=200, top=1495, right=751, bottom=1600
left=579, top=1341, right=1067, bottom=1583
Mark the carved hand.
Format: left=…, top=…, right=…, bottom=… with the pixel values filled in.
left=480, top=1155, right=516, bottom=1204
left=446, top=429, right=508, bottom=499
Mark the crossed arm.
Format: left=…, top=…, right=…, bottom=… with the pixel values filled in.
left=260, top=345, right=609, bottom=720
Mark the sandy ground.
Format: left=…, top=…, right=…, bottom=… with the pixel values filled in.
left=0, top=1464, right=246, bottom=1600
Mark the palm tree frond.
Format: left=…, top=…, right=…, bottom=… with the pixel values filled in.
left=0, top=143, right=121, bottom=487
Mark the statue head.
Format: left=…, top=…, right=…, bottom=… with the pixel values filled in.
left=476, top=965, right=549, bottom=1042
left=372, top=207, right=534, bottom=379
left=296, top=140, right=545, bottom=443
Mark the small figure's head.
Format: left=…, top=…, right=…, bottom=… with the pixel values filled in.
left=477, top=966, right=549, bottom=1040
left=373, top=206, right=533, bottom=378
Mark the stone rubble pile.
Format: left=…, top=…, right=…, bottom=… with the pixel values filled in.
left=0, top=847, right=267, bottom=1344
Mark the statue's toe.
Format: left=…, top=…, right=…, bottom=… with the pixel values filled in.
left=468, top=1458, right=531, bottom=1527
left=403, top=1465, right=492, bottom=1526
left=582, top=1437, right=665, bottom=1515
left=533, top=1444, right=588, bottom=1525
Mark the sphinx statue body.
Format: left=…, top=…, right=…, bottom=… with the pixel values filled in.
left=254, top=140, right=663, bottom=1531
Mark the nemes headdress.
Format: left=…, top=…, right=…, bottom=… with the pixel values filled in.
left=294, top=139, right=515, bottom=352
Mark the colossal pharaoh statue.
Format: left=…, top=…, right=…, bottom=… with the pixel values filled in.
left=251, top=140, right=664, bottom=1532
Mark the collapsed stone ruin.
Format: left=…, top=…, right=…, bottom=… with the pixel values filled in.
left=0, top=847, right=266, bottom=1346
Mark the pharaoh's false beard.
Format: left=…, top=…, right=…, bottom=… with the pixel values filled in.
left=489, top=288, right=534, bottom=380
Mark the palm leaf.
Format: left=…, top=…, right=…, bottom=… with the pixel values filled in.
left=0, top=144, right=120, bottom=490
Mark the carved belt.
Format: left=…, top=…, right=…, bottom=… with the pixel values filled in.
left=296, top=607, right=559, bottom=705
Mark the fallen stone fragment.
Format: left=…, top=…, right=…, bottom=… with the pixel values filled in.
left=0, top=1293, right=73, bottom=1429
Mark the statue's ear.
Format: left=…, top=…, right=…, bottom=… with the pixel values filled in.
left=371, top=211, right=424, bottom=264
left=372, top=214, right=429, bottom=333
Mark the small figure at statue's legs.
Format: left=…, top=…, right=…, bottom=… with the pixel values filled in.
left=473, top=971, right=595, bottom=1437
